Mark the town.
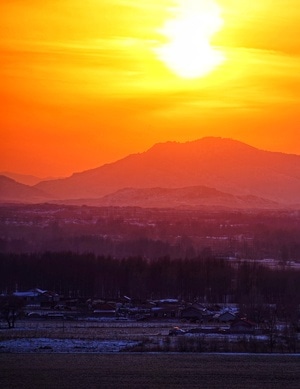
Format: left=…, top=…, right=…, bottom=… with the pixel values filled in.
left=0, top=204, right=299, bottom=353
left=1, top=282, right=299, bottom=353
left=1, top=203, right=300, bottom=262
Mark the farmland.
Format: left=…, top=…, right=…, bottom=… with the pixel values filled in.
left=0, top=317, right=299, bottom=354
left=1, top=353, right=300, bottom=388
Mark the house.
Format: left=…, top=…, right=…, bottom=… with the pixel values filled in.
left=230, top=318, right=257, bottom=334
left=151, top=306, right=178, bottom=319
left=214, top=310, right=236, bottom=323
left=181, top=306, right=204, bottom=322
left=92, top=301, right=116, bottom=317
left=150, top=299, right=181, bottom=319
left=115, top=298, right=153, bottom=319
left=13, top=288, right=59, bottom=307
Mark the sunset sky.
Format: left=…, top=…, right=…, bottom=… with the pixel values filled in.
left=1, top=0, right=300, bottom=177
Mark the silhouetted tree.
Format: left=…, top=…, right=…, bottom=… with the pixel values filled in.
left=0, top=295, right=24, bottom=329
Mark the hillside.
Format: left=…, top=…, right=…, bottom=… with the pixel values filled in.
left=0, top=172, right=63, bottom=186
left=0, top=175, right=51, bottom=203
left=34, top=137, right=300, bottom=205
left=56, top=186, right=280, bottom=209
left=98, top=186, right=281, bottom=209
left=0, top=172, right=45, bottom=186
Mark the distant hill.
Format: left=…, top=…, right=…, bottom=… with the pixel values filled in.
left=34, top=137, right=300, bottom=205
left=0, top=175, right=51, bottom=203
left=0, top=172, right=62, bottom=186
left=0, top=172, right=44, bottom=186
left=57, top=186, right=281, bottom=209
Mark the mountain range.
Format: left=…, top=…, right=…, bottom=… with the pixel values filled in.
left=0, top=175, right=50, bottom=203
left=1, top=137, right=300, bottom=209
left=0, top=171, right=61, bottom=186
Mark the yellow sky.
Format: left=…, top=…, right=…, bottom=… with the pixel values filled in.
left=1, top=0, right=300, bottom=176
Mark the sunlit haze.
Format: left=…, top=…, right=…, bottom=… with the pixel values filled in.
left=154, top=0, right=225, bottom=78
left=1, top=0, right=300, bottom=176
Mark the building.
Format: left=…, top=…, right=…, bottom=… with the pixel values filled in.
left=13, top=288, right=59, bottom=307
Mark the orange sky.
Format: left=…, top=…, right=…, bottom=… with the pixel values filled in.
left=1, top=0, right=300, bottom=177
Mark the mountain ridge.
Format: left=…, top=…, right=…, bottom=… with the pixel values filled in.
left=0, top=172, right=63, bottom=186
left=2, top=137, right=300, bottom=207
left=53, top=185, right=281, bottom=210
left=0, top=175, right=52, bottom=203
left=33, top=137, right=300, bottom=205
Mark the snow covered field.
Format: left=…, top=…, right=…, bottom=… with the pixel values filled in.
left=0, top=318, right=298, bottom=354
left=0, top=337, right=138, bottom=353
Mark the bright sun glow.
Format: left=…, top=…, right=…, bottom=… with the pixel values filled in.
left=155, top=0, right=225, bottom=79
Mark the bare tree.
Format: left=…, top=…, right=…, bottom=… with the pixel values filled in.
left=0, top=295, right=24, bottom=329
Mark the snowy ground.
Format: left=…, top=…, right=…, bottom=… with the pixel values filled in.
left=0, top=337, right=138, bottom=353
left=1, top=318, right=298, bottom=354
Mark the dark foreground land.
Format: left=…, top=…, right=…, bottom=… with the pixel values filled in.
left=1, top=353, right=299, bottom=389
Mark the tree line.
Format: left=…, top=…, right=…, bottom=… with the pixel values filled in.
left=1, top=252, right=299, bottom=312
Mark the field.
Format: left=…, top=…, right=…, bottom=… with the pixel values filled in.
left=1, top=317, right=299, bottom=353
left=1, top=353, right=300, bottom=388
left=1, top=319, right=300, bottom=388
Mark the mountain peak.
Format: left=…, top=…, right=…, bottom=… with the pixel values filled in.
left=25, top=137, right=300, bottom=206
left=147, top=137, right=258, bottom=155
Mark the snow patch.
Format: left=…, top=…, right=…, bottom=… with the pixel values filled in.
left=0, top=338, right=138, bottom=353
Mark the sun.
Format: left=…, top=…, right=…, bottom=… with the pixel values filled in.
left=155, top=0, right=225, bottom=79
